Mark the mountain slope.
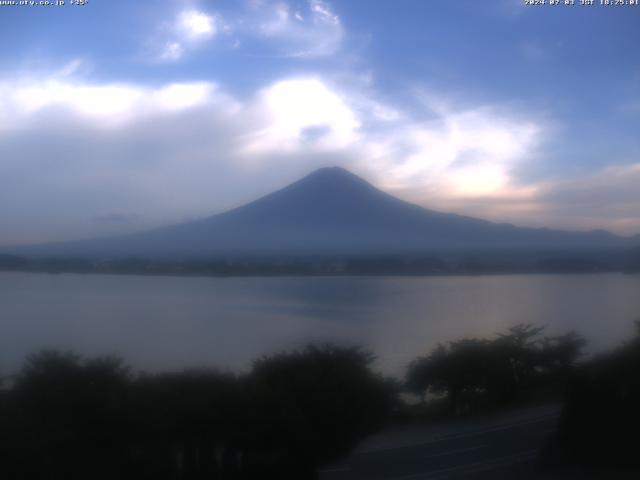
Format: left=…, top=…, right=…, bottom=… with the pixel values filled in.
left=6, top=167, right=636, bottom=259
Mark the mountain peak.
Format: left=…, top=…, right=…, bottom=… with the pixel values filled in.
left=6, top=166, right=633, bottom=259
left=291, top=166, right=378, bottom=194
left=301, top=166, right=365, bottom=182
left=306, top=166, right=354, bottom=177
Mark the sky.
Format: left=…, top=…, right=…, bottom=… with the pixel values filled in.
left=0, top=0, right=639, bottom=246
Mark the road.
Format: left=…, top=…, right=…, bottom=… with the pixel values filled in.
left=319, top=405, right=560, bottom=480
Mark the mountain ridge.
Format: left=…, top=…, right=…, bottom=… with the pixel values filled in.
left=3, top=167, right=637, bottom=259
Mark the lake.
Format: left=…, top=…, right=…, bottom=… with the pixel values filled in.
left=1, top=272, right=639, bottom=377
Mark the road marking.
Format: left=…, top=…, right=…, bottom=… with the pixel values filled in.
left=389, top=449, right=539, bottom=480
left=422, top=444, right=487, bottom=460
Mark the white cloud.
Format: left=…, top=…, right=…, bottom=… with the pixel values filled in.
left=9, top=82, right=143, bottom=121
left=2, top=67, right=638, bottom=245
left=153, top=9, right=219, bottom=63
left=255, top=0, right=344, bottom=57
left=310, top=0, right=339, bottom=24
left=55, top=58, right=87, bottom=77
left=178, top=10, right=216, bottom=40
left=149, top=1, right=343, bottom=62
left=0, top=71, right=550, bottom=239
left=0, top=77, right=235, bottom=128
left=359, top=105, right=541, bottom=200
left=397, top=158, right=640, bottom=236
left=245, top=77, right=360, bottom=153
left=0, top=76, right=244, bottom=244
left=159, top=41, right=184, bottom=61
left=259, top=2, right=290, bottom=34
left=153, top=82, right=217, bottom=111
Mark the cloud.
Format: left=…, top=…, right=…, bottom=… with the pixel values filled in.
left=154, top=9, right=218, bottom=62
left=0, top=71, right=549, bottom=243
left=55, top=58, right=87, bottom=77
left=1, top=66, right=638, bottom=246
left=0, top=74, right=244, bottom=244
left=414, top=162, right=640, bottom=236
left=374, top=107, right=540, bottom=198
left=1, top=78, right=231, bottom=128
left=532, top=163, right=640, bottom=234
left=244, top=77, right=360, bottom=153
left=149, top=1, right=343, bottom=62
left=178, top=10, right=216, bottom=40
left=159, top=41, right=184, bottom=62
left=240, top=75, right=542, bottom=202
left=247, top=0, right=344, bottom=57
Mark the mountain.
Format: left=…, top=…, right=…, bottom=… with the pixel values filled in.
left=5, top=167, right=637, bottom=260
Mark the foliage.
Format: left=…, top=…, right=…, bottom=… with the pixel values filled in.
left=547, top=321, right=640, bottom=469
left=248, top=345, right=397, bottom=467
left=406, top=324, right=586, bottom=415
left=0, top=345, right=394, bottom=479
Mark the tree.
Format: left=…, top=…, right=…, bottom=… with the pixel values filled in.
left=406, top=324, right=586, bottom=415
left=6, top=351, right=131, bottom=479
left=407, top=339, right=494, bottom=414
left=549, top=321, right=640, bottom=469
left=247, top=344, right=396, bottom=476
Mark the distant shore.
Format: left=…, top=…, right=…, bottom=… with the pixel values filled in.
left=1, top=252, right=638, bottom=277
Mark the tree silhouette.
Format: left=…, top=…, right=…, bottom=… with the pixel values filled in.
left=406, top=324, right=586, bottom=415
left=0, top=345, right=395, bottom=479
left=548, top=321, right=640, bottom=469
left=246, top=344, right=397, bottom=477
left=4, top=351, right=131, bottom=479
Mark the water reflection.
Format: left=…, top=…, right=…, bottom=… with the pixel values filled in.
left=1, top=272, right=639, bottom=376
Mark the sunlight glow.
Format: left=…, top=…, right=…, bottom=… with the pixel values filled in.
left=249, top=78, right=360, bottom=152
left=384, top=109, right=540, bottom=197
left=179, top=10, right=216, bottom=40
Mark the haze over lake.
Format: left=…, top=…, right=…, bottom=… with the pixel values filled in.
left=1, top=271, right=638, bottom=377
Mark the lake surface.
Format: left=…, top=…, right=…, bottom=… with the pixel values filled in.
left=1, top=272, right=639, bottom=377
